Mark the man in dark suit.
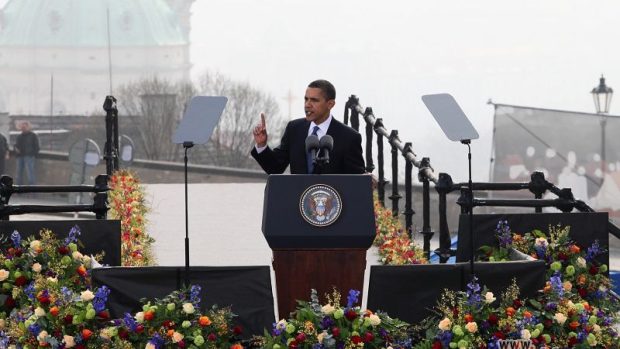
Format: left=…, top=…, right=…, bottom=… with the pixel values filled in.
left=251, top=80, right=365, bottom=174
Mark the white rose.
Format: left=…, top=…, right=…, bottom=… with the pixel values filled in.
left=63, top=335, right=76, bottom=348
left=72, top=251, right=83, bottom=260
left=80, top=290, right=94, bottom=302
left=145, top=343, right=156, bottom=349
left=135, top=311, right=144, bottom=322
left=321, top=304, right=335, bottom=315
left=317, top=331, right=327, bottom=343
left=577, top=257, right=587, bottom=268
left=47, top=277, right=58, bottom=283
left=534, top=237, right=548, bottom=248
left=465, top=322, right=478, bottom=333
left=172, top=331, right=184, bottom=343
left=484, top=292, right=496, bottom=304
left=438, top=317, right=452, bottom=331
left=99, top=328, right=111, bottom=340
left=0, top=269, right=9, bottom=281
left=182, top=303, right=195, bottom=314
left=82, top=255, right=92, bottom=267
left=30, top=240, right=41, bottom=251
left=521, top=329, right=531, bottom=340
left=32, top=263, right=42, bottom=273
left=37, top=330, right=48, bottom=342
left=369, top=314, right=381, bottom=326
left=34, top=307, right=46, bottom=317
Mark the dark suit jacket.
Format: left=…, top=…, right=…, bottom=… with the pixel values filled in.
left=251, top=117, right=365, bottom=174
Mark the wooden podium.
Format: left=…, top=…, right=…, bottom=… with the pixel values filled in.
left=262, top=175, right=375, bottom=318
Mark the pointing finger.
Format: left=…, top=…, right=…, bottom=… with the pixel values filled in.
left=260, top=113, right=266, bottom=128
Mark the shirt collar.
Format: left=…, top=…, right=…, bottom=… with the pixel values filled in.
left=309, top=114, right=333, bottom=136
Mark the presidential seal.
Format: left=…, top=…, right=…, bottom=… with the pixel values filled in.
left=299, top=184, right=342, bottom=227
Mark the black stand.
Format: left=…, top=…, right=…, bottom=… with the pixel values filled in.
left=183, top=142, right=193, bottom=287
left=462, top=140, right=475, bottom=275
left=102, top=96, right=119, bottom=175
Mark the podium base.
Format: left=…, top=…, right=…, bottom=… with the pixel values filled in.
left=273, top=249, right=367, bottom=318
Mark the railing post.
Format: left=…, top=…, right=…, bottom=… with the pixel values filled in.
left=403, top=142, right=415, bottom=238
left=529, top=171, right=548, bottom=213
left=375, top=118, right=387, bottom=207
left=363, top=107, right=375, bottom=173
left=389, top=130, right=401, bottom=218
left=0, top=175, right=12, bottom=221
left=350, top=97, right=360, bottom=132
left=436, top=173, right=454, bottom=263
left=418, top=157, right=434, bottom=260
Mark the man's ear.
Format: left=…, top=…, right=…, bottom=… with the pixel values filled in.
left=327, top=99, right=336, bottom=109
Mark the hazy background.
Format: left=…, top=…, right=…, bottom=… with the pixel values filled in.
left=189, top=0, right=619, bottom=182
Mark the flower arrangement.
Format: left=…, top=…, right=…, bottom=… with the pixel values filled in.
left=104, top=285, right=245, bottom=349
left=261, top=288, right=413, bottom=349
left=0, top=227, right=113, bottom=348
left=373, top=198, right=427, bottom=266
left=108, top=169, right=155, bottom=266
left=466, top=221, right=620, bottom=348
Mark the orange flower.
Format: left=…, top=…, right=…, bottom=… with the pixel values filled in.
left=523, top=311, right=532, bottom=319
left=144, top=310, right=155, bottom=321
left=82, top=328, right=93, bottom=340
left=77, top=265, right=87, bottom=277
left=568, top=321, right=580, bottom=330
left=569, top=244, right=581, bottom=254
left=49, top=306, right=60, bottom=317
left=230, top=344, right=243, bottom=349
left=506, top=307, right=516, bottom=317
left=199, top=316, right=212, bottom=326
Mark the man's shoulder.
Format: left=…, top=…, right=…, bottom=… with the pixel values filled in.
left=287, top=118, right=308, bottom=127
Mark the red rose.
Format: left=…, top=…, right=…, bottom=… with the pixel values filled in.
left=14, top=276, right=27, bottom=286
left=432, top=341, right=442, bottom=349
left=452, top=307, right=459, bottom=317
left=177, top=340, right=186, bottom=348
left=208, top=333, right=217, bottom=341
left=136, top=324, right=144, bottom=333
left=288, top=340, right=298, bottom=348
left=64, top=314, right=73, bottom=324
left=351, top=335, right=362, bottom=344
left=143, top=310, right=155, bottom=321
left=345, top=309, right=358, bottom=321
left=81, top=328, right=93, bottom=341
left=512, top=299, right=522, bottom=309
left=493, top=332, right=505, bottom=340
left=332, top=327, right=340, bottom=337
left=233, top=326, right=243, bottom=335
left=37, top=294, right=51, bottom=305
left=589, top=266, right=599, bottom=275
left=543, top=319, right=553, bottom=328
left=57, top=246, right=70, bottom=255
left=295, top=333, right=306, bottom=343
left=557, top=252, right=568, bottom=261
left=118, top=329, right=129, bottom=340
left=577, top=288, right=588, bottom=298
left=3, top=297, right=15, bottom=310
left=76, top=345, right=86, bottom=349
left=464, top=314, right=474, bottom=323
left=568, top=337, right=577, bottom=346
left=487, top=313, right=499, bottom=325
left=97, top=311, right=110, bottom=320
left=363, top=332, right=374, bottom=342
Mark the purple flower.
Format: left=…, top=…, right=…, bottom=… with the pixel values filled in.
left=24, top=282, right=36, bottom=300
left=585, top=241, right=601, bottom=263
left=123, top=312, right=139, bottom=332
left=320, top=316, right=334, bottom=329
left=65, top=225, right=81, bottom=245
left=10, top=230, right=20, bottom=248
left=544, top=302, right=557, bottom=311
left=148, top=333, right=164, bottom=349
left=466, top=276, right=482, bottom=307
left=495, top=220, right=512, bottom=247
left=550, top=272, right=563, bottom=297
left=346, top=289, right=360, bottom=308
left=438, top=330, right=453, bottom=347
left=28, top=323, right=41, bottom=336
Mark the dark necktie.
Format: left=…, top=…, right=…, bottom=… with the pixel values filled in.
left=307, top=126, right=320, bottom=174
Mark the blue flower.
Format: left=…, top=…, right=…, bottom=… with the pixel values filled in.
left=189, top=284, right=201, bottom=306
left=585, top=240, right=601, bottom=263
left=495, top=220, right=512, bottom=247
left=346, top=289, right=360, bottom=308
left=123, top=312, right=139, bottom=332
left=466, top=276, right=482, bottom=307
left=28, top=323, right=41, bottom=336
left=148, top=333, right=165, bottom=349
left=93, top=285, right=110, bottom=313
left=24, top=282, right=36, bottom=300
left=10, top=230, right=20, bottom=248
left=320, top=316, right=334, bottom=330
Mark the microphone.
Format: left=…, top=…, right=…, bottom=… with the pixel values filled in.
left=305, top=134, right=320, bottom=166
left=318, top=135, right=333, bottom=164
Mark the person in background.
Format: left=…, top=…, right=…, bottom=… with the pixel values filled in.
left=15, top=121, right=39, bottom=185
left=0, top=133, right=8, bottom=175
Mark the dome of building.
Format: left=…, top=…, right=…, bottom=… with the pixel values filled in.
left=0, top=0, right=187, bottom=47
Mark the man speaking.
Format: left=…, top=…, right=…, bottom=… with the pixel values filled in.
left=251, top=79, right=365, bottom=174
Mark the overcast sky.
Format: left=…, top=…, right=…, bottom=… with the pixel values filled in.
left=189, top=0, right=619, bottom=182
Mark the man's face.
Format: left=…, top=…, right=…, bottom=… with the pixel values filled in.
left=304, top=87, right=335, bottom=124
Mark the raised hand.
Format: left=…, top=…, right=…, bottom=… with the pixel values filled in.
left=253, top=112, right=268, bottom=147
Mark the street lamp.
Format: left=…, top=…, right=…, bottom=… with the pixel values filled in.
left=591, top=75, right=613, bottom=114
left=591, top=75, right=613, bottom=185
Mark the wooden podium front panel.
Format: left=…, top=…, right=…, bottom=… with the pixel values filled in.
left=272, top=249, right=367, bottom=319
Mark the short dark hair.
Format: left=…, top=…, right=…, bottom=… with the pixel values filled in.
left=308, top=79, right=336, bottom=101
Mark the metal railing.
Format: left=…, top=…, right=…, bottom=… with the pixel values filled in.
left=344, top=95, right=620, bottom=263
